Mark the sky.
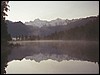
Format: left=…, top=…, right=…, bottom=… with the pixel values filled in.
left=6, top=1, right=99, bottom=23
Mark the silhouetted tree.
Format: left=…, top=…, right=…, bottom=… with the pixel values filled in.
left=1, top=1, right=11, bottom=45
left=21, top=35, right=24, bottom=41
left=1, top=1, right=11, bottom=74
left=25, top=35, right=28, bottom=40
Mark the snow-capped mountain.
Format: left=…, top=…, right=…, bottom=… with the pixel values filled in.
left=25, top=18, right=71, bottom=27
left=7, top=15, right=98, bottom=38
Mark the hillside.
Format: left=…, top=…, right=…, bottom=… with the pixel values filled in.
left=46, top=16, right=99, bottom=41
left=6, top=15, right=99, bottom=40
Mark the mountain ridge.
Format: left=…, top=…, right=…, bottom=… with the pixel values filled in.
left=6, top=15, right=99, bottom=40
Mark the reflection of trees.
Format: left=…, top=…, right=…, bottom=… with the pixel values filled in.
left=8, top=41, right=99, bottom=64
left=1, top=46, right=11, bottom=74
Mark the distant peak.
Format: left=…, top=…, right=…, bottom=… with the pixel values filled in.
left=14, top=21, right=24, bottom=24
left=34, top=18, right=41, bottom=21
left=56, top=18, right=62, bottom=20
left=18, top=21, right=22, bottom=23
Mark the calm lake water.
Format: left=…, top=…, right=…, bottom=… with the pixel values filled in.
left=6, top=40, right=99, bottom=74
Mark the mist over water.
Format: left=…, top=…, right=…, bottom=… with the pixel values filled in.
left=6, top=40, right=99, bottom=74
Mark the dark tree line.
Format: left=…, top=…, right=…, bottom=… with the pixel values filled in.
left=1, top=1, right=11, bottom=74
left=45, top=16, right=99, bottom=41
left=13, top=35, right=40, bottom=41
left=1, top=1, right=11, bottom=45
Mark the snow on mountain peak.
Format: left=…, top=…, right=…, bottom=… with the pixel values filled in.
left=25, top=18, right=71, bottom=27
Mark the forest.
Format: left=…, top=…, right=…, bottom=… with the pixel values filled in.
left=46, top=16, right=99, bottom=41
left=10, top=16, right=99, bottom=41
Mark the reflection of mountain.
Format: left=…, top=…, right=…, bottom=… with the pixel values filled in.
left=25, top=53, right=77, bottom=62
left=8, top=41, right=99, bottom=63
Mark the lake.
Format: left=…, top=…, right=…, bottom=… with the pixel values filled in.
left=6, top=40, right=99, bottom=74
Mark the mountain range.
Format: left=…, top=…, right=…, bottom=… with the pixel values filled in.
left=24, top=18, right=77, bottom=27
left=6, top=15, right=99, bottom=40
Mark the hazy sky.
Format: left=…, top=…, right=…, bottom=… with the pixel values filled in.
left=6, top=1, right=99, bottom=23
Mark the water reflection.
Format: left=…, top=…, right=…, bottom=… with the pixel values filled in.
left=6, top=40, right=99, bottom=74
left=6, top=58, right=99, bottom=74
left=8, top=40, right=99, bottom=63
